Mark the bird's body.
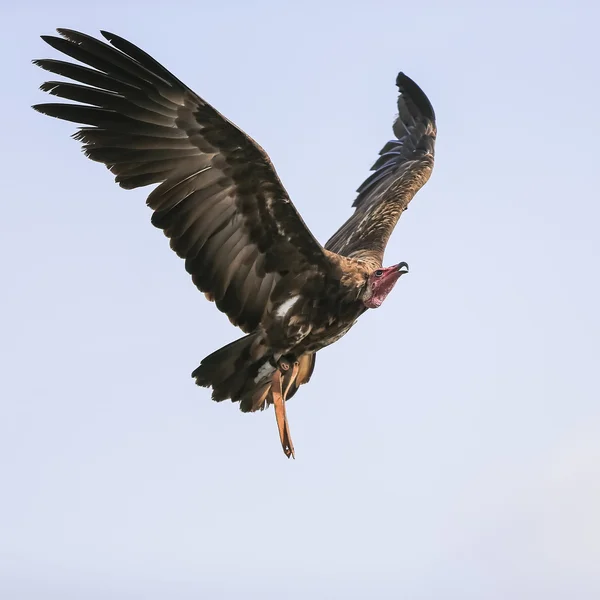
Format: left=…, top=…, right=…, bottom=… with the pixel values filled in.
left=193, top=253, right=400, bottom=412
left=254, top=262, right=365, bottom=357
left=34, top=29, right=437, bottom=457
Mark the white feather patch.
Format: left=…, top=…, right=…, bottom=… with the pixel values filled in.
left=254, top=361, right=274, bottom=383
left=275, top=295, right=300, bottom=318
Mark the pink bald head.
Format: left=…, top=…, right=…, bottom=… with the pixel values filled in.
left=363, top=262, right=409, bottom=309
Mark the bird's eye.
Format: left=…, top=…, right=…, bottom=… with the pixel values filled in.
left=374, top=269, right=384, bottom=277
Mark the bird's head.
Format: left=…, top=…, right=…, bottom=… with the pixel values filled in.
left=362, top=262, right=409, bottom=309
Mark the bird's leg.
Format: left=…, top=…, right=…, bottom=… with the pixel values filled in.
left=271, top=369, right=293, bottom=459
left=283, top=360, right=300, bottom=399
left=272, top=358, right=299, bottom=459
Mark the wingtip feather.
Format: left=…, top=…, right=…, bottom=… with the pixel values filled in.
left=396, top=71, right=435, bottom=122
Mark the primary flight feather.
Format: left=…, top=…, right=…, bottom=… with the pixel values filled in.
left=33, top=29, right=437, bottom=457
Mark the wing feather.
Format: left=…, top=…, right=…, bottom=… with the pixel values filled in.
left=34, top=29, right=332, bottom=332
left=325, top=73, right=436, bottom=266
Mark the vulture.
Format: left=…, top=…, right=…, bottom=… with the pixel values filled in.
left=33, top=29, right=437, bottom=458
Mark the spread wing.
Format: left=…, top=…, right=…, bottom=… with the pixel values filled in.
left=33, top=29, right=331, bottom=333
left=325, top=73, right=436, bottom=266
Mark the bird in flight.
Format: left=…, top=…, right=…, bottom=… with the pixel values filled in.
left=33, top=29, right=437, bottom=458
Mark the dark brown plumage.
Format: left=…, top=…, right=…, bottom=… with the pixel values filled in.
left=33, top=29, right=437, bottom=457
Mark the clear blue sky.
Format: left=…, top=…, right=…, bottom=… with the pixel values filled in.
left=2, top=1, right=599, bottom=598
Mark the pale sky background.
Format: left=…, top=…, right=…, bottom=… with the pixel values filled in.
left=1, top=1, right=599, bottom=598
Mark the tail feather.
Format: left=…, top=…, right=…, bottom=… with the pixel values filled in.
left=192, top=336, right=250, bottom=390
left=192, top=335, right=317, bottom=412
left=192, top=333, right=275, bottom=412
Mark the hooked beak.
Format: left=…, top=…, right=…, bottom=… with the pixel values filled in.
left=396, top=262, right=409, bottom=275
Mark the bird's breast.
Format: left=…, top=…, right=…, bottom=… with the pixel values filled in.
left=273, top=299, right=363, bottom=354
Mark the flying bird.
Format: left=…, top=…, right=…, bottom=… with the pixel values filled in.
left=33, top=29, right=437, bottom=458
